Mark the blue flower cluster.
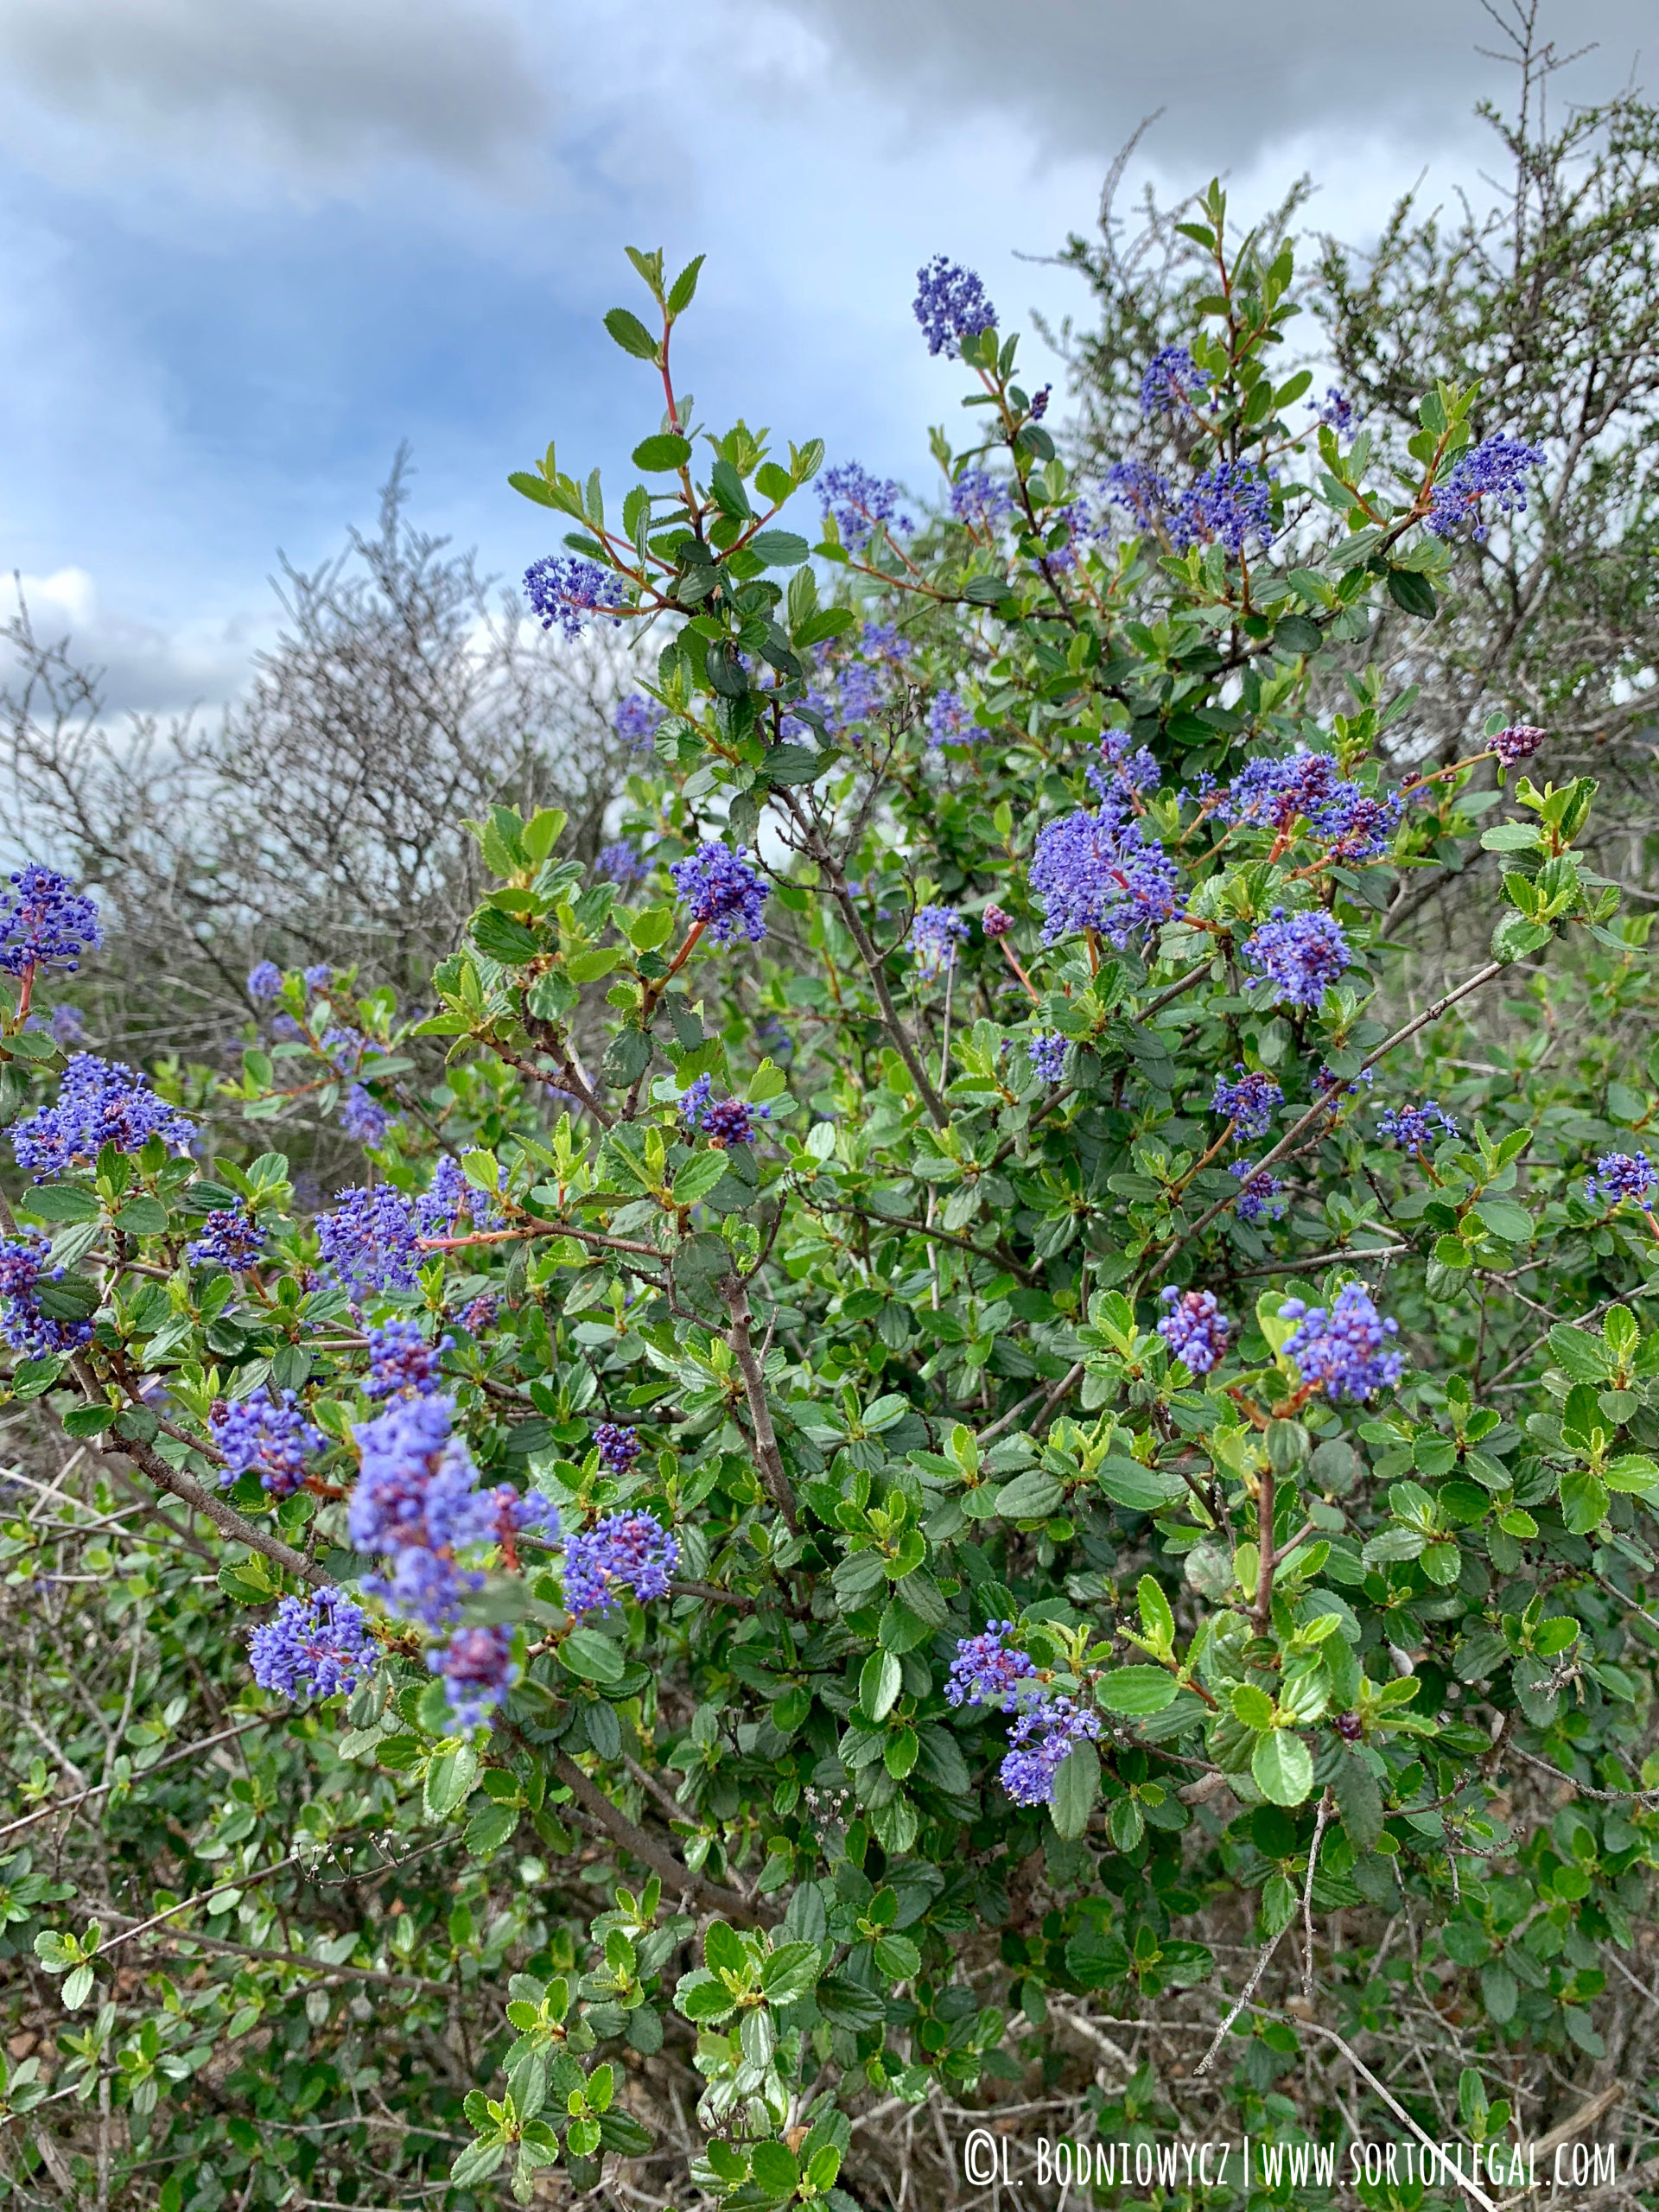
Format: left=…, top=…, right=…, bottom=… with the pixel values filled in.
left=1230, top=1160, right=1288, bottom=1223
left=524, top=555, right=628, bottom=639
left=304, top=963, right=333, bottom=992
left=1427, top=432, right=1547, bottom=542
left=563, top=1510, right=679, bottom=1615
left=1586, top=1152, right=1659, bottom=1210
left=0, top=866, right=101, bottom=978
left=1379, top=1101, right=1459, bottom=1153
left=1211, top=1066, right=1282, bottom=1141
left=670, top=843, right=769, bottom=946
left=429, top=1624, right=518, bottom=1731
left=818, top=462, right=912, bottom=552
left=12, top=1054, right=194, bottom=1179
left=679, top=1074, right=768, bottom=1148
left=949, top=468, right=1013, bottom=534
left=248, top=1590, right=376, bottom=1703
left=341, top=1085, right=391, bottom=1147
left=1001, top=1698, right=1103, bottom=1808
left=1319, top=387, right=1358, bottom=434
left=1220, top=751, right=1402, bottom=859
left=247, top=962, right=283, bottom=998
left=945, top=1622, right=1037, bottom=1710
left=1103, top=459, right=1273, bottom=555
left=1281, top=1285, right=1403, bottom=1402
left=597, top=839, right=650, bottom=887
left=316, top=1161, right=467, bottom=1298
left=365, top=1319, right=450, bottom=1401
left=1027, top=805, right=1180, bottom=947
left=1086, top=733, right=1160, bottom=801
left=211, top=1388, right=324, bottom=1498
left=186, top=1203, right=266, bottom=1274
left=1157, top=1287, right=1231, bottom=1373
left=1140, top=345, right=1211, bottom=414
left=1242, top=908, right=1351, bottom=1009
left=912, top=256, right=996, bottom=358
left=926, top=690, right=976, bottom=747
left=0, top=1233, right=94, bottom=1358
left=909, top=905, right=969, bottom=982
left=614, top=693, right=664, bottom=749
left=1491, top=721, right=1546, bottom=767
left=1027, top=1033, right=1067, bottom=1084
left=593, top=1422, right=641, bottom=1475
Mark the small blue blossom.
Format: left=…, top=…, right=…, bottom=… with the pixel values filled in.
left=315, top=1185, right=422, bottom=1296
left=524, top=554, right=628, bottom=638
left=1027, top=1033, right=1067, bottom=1084
left=670, top=843, right=769, bottom=946
left=1028, top=805, right=1180, bottom=947
left=1491, top=722, right=1546, bottom=767
left=1220, top=751, right=1402, bottom=858
left=303, top=963, right=333, bottom=992
left=0, top=866, right=101, bottom=978
left=1280, top=1285, right=1403, bottom=1402
left=1211, top=1067, right=1282, bottom=1141
left=946, top=1623, right=1038, bottom=1710
left=818, top=463, right=912, bottom=552
left=429, top=1623, right=517, bottom=1730
left=1318, top=387, right=1359, bottom=434
left=341, top=1084, right=391, bottom=1146
left=563, top=1511, right=680, bottom=1615
left=0, top=1233, right=94, bottom=1358
left=349, top=1395, right=495, bottom=1631
left=1378, top=1101, right=1459, bottom=1153
left=926, top=690, right=976, bottom=747
left=1242, top=908, right=1351, bottom=1009
left=187, top=1203, right=266, bottom=1274
left=614, top=693, right=664, bottom=749
left=949, top=468, right=1013, bottom=533
left=1104, top=461, right=1175, bottom=532
left=680, top=1076, right=769, bottom=1147
left=246, top=962, right=283, bottom=999
left=365, top=1319, right=451, bottom=1401
left=593, top=1422, right=641, bottom=1475
left=1586, top=1152, right=1659, bottom=1210
left=1000, top=1696, right=1103, bottom=1808
left=1171, top=461, right=1274, bottom=555
left=913, top=256, right=997, bottom=357
left=1428, top=432, right=1547, bottom=542
left=248, top=1591, right=376, bottom=1702
left=1140, top=345, right=1212, bottom=415
left=1230, top=1160, right=1288, bottom=1223
left=211, top=1388, right=324, bottom=1499
left=12, top=1054, right=194, bottom=1179
left=1158, top=1287, right=1231, bottom=1373
left=909, top=905, right=970, bottom=982
left=597, top=839, right=650, bottom=887
left=1086, top=733, right=1160, bottom=800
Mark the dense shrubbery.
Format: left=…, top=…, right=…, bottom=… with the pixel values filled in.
left=3, top=158, right=1659, bottom=2212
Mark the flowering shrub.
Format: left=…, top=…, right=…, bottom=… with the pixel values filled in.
left=5, top=197, right=1659, bottom=2205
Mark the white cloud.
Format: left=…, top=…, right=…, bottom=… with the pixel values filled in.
left=8, top=569, right=265, bottom=719
left=0, top=0, right=548, bottom=178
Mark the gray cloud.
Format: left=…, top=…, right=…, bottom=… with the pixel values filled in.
left=766, top=0, right=1650, bottom=175
left=0, top=0, right=547, bottom=175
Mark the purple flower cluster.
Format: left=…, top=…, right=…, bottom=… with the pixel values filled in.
left=1157, top=1286, right=1231, bottom=1374
left=860, top=620, right=912, bottom=663
left=1378, top=1101, right=1459, bottom=1153
left=365, top=1319, right=450, bottom=1401
left=594, top=1422, right=641, bottom=1475
left=459, top=1291, right=499, bottom=1336
left=818, top=462, right=912, bottom=552
left=614, top=693, right=664, bottom=749
left=909, top=905, right=970, bottom=982
left=1028, top=805, right=1180, bottom=947
left=247, top=962, right=283, bottom=998
left=1220, top=751, right=1402, bottom=858
left=1104, top=461, right=1173, bottom=533
left=982, top=905, right=1014, bottom=938
left=1001, top=1697, right=1103, bottom=1808
left=1027, top=1033, right=1067, bottom=1084
left=50, top=1006, right=86, bottom=1048
left=926, top=690, right=976, bottom=746
left=949, top=468, right=1013, bottom=534
left=563, top=1510, right=679, bottom=1615
left=597, top=840, right=650, bottom=887
left=1319, top=388, right=1358, bottom=434
left=1586, top=1152, right=1659, bottom=1210
left=304, top=963, right=333, bottom=992
left=1211, top=1067, right=1282, bottom=1141
left=341, top=1085, right=391, bottom=1147
left=248, top=1591, right=376, bottom=1703
left=524, top=555, right=628, bottom=639
left=679, top=1072, right=769, bottom=1147
left=1242, top=908, right=1351, bottom=1009
left=1173, top=461, right=1274, bottom=555
left=187, top=1203, right=266, bottom=1274
left=946, top=1623, right=1037, bottom=1710
left=0, top=866, right=101, bottom=979
left=1491, top=722, right=1546, bottom=767
left=316, top=1186, right=422, bottom=1296
left=1086, top=733, right=1160, bottom=801
left=1427, top=432, right=1547, bottom=542
left=913, top=256, right=997, bottom=357
left=211, top=1387, right=324, bottom=1498
left=429, top=1624, right=518, bottom=1730
left=1281, top=1285, right=1403, bottom=1402
left=348, top=1395, right=496, bottom=1630
left=421, top=1157, right=468, bottom=1236
left=671, top=842, right=769, bottom=946
left=1140, top=346, right=1211, bottom=415
left=0, top=1233, right=94, bottom=1358
left=1230, top=1160, right=1287, bottom=1223
left=12, top=1054, right=194, bottom=1179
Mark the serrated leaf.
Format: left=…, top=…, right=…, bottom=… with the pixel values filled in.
left=1049, top=1740, right=1099, bottom=1840
left=1251, top=1731, right=1314, bottom=1806
left=604, top=308, right=659, bottom=361
left=1096, top=1667, right=1178, bottom=1716
left=632, top=434, right=691, bottom=472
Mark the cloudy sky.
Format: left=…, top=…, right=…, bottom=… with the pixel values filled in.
left=0, top=0, right=1648, bottom=715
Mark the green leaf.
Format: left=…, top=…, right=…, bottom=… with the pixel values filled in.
left=509, top=472, right=560, bottom=509
left=604, top=308, right=659, bottom=361
left=1332, top=1749, right=1383, bottom=1848
left=61, top=1404, right=117, bottom=1439
left=758, top=1942, right=821, bottom=2003
left=424, top=1744, right=480, bottom=1821
left=670, top=1153, right=732, bottom=1209
left=747, top=531, right=810, bottom=569
left=750, top=2142, right=800, bottom=2199
left=1230, top=1684, right=1276, bottom=1732
left=558, top=1629, right=626, bottom=1683
left=1480, top=1961, right=1518, bottom=2024
left=115, top=1196, right=168, bottom=1236
left=1251, top=1731, right=1314, bottom=1806
left=666, top=254, right=704, bottom=316
left=1386, top=569, right=1438, bottom=619
left=632, top=434, right=691, bottom=472
left=859, top=1649, right=902, bottom=1724
left=566, top=948, right=620, bottom=983
left=20, top=1185, right=100, bottom=1224
left=1096, top=1667, right=1178, bottom=1717
left=995, top=1471, right=1064, bottom=1520
left=1473, top=1198, right=1533, bottom=1243
left=1558, top=1465, right=1609, bottom=1535
left=1049, top=1740, right=1099, bottom=1840
left=470, top=909, right=541, bottom=963
left=1097, top=1458, right=1186, bottom=1513
left=1136, top=1574, right=1176, bottom=1656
